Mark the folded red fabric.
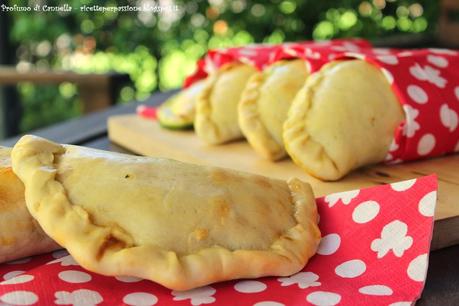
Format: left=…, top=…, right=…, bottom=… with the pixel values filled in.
left=136, top=104, right=157, bottom=120
left=185, top=40, right=459, bottom=165
left=183, top=38, right=372, bottom=87
left=272, top=44, right=459, bottom=164
left=0, top=175, right=437, bottom=306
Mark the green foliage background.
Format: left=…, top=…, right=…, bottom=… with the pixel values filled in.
left=7, top=0, right=438, bottom=132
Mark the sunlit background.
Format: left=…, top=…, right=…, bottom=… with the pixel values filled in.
left=1, top=0, right=442, bottom=135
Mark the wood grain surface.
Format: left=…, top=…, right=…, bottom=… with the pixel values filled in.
left=108, top=114, right=459, bottom=250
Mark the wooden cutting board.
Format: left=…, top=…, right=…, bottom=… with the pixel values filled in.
left=108, top=114, right=459, bottom=250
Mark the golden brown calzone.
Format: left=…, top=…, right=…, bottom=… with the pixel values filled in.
left=284, top=60, right=404, bottom=181
left=11, top=135, right=320, bottom=290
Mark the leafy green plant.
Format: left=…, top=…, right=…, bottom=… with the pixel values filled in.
left=6, top=0, right=438, bottom=132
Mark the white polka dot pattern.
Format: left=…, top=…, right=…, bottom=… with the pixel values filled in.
left=402, top=105, right=421, bottom=138
left=278, top=272, right=321, bottom=289
left=335, top=260, right=366, bottom=278
left=172, top=286, right=216, bottom=305
left=306, top=291, right=342, bottom=306
left=115, top=276, right=143, bottom=283
left=391, top=179, right=417, bottom=191
left=365, top=49, right=459, bottom=164
left=58, top=270, right=92, bottom=284
left=373, top=48, right=391, bottom=55
left=418, top=191, right=437, bottom=217
left=377, top=55, right=398, bottom=65
left=407, top=254, right=429, bottom=282
left=0, top=275, right=34, bottom=285
left=359, top=285, right=393, bottom=296
left=407, top=85, right=428, bottom=104
left=324, top=189, right=360, bottom=207
left=440, top=104, right=458, bottom=132
left=389, top=302, right=412, bottom=306
left=2, top=271, right=25, bottom=281
left=0, top=291, right=38, bottom=305
left=234, top=281, right=267, bottom=293
left=123, top=292, right=158, bottom=306
left=254, top=302, right=285, bottom=306
left=352, top=201, right=380, bottom=224
left=417, top=134, right=436, bottom=156
left=55, top=289, right=103, bottom=306
left=317, top=233, right=341, bottom=255
left=427, top=55, right=448, bottom=68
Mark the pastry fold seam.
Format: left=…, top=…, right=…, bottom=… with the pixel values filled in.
left=239, top=71, right=287, bottom=160
left=195, top=64, right=229, bottom=144
left=284, top=62, right=342, bottom=180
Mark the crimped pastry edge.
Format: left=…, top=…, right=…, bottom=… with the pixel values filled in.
left=195, top=63, right=237, bottom=145
left=283, top=61, right=344, bottom=180
left=11, top=135, right=321, bottom=290
left=238, top=64, right=288, bottom=161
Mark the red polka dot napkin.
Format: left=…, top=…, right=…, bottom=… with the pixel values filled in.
left=346, top=48, right=459, bottom=164
left=183, top=39, right=371, bottom=87
left=184, top=41, right=459, bottom=166
left=271, top=44, right=459, bottom=165
left=0, top=175, right=437, bottom=305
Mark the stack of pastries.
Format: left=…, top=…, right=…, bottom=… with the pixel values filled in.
left=156, top=42, right=402, bottom=180
left=157, top=40, right=459, bottom=181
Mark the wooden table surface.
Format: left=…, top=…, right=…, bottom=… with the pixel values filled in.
left=2, top=90, right=458, bottom=305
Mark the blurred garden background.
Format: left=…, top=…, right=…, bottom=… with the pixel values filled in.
left=0, top=0, right=444, bottom=138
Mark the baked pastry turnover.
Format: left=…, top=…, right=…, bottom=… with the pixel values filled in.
left=239, top=59, right=309, bottom=160
left=11, top=135, right=320, bottom=290
left=0, top=147, right=59, bottom=264
left=195, top=63, right=257, bottom=144
left=284, top=60, right=404, bottom=181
